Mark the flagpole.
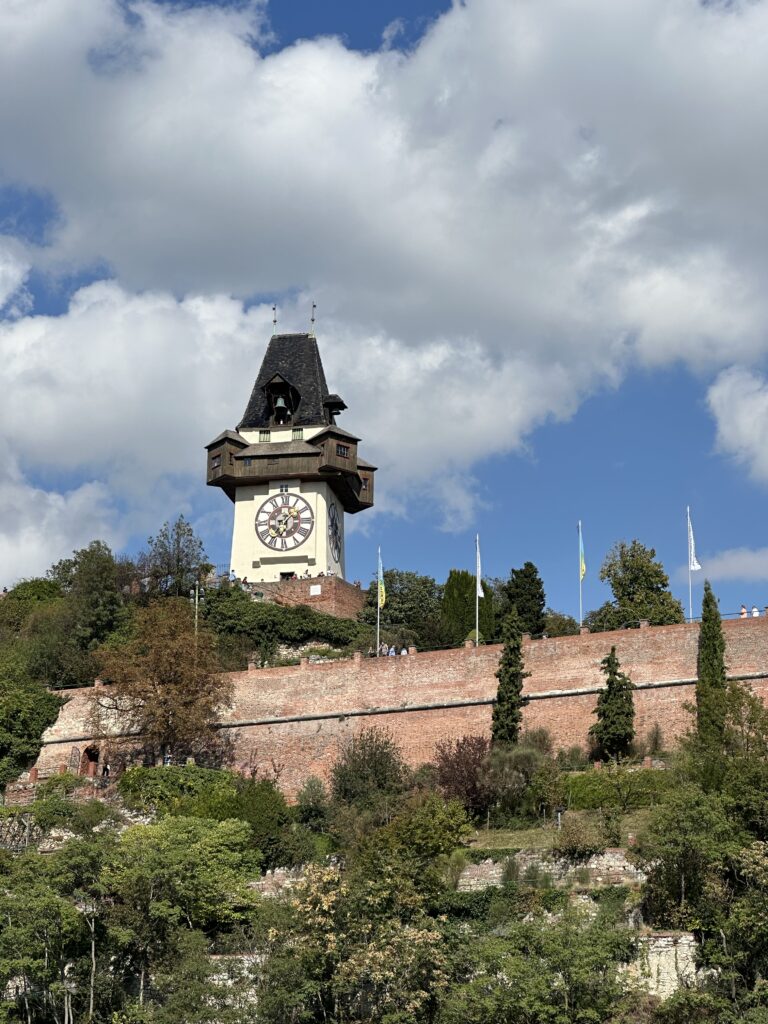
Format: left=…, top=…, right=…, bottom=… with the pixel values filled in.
left=578, top=521, right=583, bottom=628
left=687, top=507, right=693, bottom=624
left=376, top=545, right=381, bottom=656
left=475, top=534, right=480, bottom=648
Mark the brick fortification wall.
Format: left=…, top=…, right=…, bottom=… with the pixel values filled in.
left=255, top=575, right=368, bottom=620
left=29, top=618, right=768, bottom=797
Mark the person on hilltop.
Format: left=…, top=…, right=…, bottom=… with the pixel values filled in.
left=752, top=605, right=760, bottom=618
left=741, top=605, right=748, bottom=618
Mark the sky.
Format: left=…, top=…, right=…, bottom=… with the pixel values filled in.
left=2, top=0, right=768, bottom=623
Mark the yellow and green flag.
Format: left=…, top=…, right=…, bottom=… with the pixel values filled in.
left=377, top=548, right=386, bottom=609
left=579, top=521, right=586, bottom=581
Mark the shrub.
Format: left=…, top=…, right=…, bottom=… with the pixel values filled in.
left=647, top=722, right=664, bottom=755
left=433, top=734, right=492, bottom=817
left=520, top=728, right=553, bottom=754
left=331, top=727, right=407, bottom=807
left=553, top=816, right=605, bottom=862
left=296, top=776, right=329, bottom=831
left=565, top=767, right=671, bottom=810
left=443, top=848, right=470, bottom=890
left=118, top=765, right=226, bottom=811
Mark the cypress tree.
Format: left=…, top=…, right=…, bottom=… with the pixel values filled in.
left=503, top=561, right=546, bottom=636
left=696, top=580, right=727, bottom=749
left=589, top=646, right=635, bottom=760
left=492, top=609, right=530, bottom=745
left=441, top=569, right=494, bottom=645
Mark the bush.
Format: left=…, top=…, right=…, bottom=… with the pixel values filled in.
left=433, top=734, right=492, bottom=817
left=520, top=728, right=553, bottom=754
left=566, top=767, right=671, bottom=810
left=118, top=765, right=226, bottom=811
left=556, top=745, right=589, bottom=771
left=296, top=776, right=330, bottom=831
left=552, top=816, right=605, bottom=862
left=331, top=727, right=407, bottom=807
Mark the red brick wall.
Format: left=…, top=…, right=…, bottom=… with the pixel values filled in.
left=254, top=576, right=368, bottom=620
left=28, top=618, right=768, bottom=797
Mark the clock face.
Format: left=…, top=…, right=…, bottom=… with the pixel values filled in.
left=255, top=493, right=314, bottom=551
left=328, top=502, right=342, bottom=563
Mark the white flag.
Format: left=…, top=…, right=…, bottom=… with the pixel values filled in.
left=476, top=534, right=484, bottom=598
left=687, top=507, right=701, bottom=572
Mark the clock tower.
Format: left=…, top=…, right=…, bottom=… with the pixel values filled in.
left=205, top=333, right=375, bottom=582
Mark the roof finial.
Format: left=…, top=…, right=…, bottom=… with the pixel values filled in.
left=272, top=304, right=277, bottom=334
left=310, top=301, right=316, bottom=336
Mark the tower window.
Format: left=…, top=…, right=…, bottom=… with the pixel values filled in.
left=211, top=454, right=221, bottom=469
left=279, top=484, right=290, bottom=493
left=259, top=429, right=271, bottom=442
left=361, top=477, right=369, bottom=491
left=336, top=444, right=350, bottom=459
left=292, top=427, right=304, bottom=440
left=243, top=458, right=253, bottom=468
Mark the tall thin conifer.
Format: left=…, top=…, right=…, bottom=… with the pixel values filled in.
left=492, top=609, right=530, bottom=745
left=589, top=647, right=635, bottom=760
left=696, top=580, right=727, bottom=749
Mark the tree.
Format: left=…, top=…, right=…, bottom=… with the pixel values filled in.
left=502, top=561, right=546, bottom=637
left=0, top=670, right=61, bottom=790
left=48, top=540, right=126, bottom=649
left=543, top=607, right=579, bottom=637
left=433, top=735, right=492, bottom=817
left=492, top=609, right=529, bottom=746
left=589, top=647, right=635, bottom=760
left=138, top=515, right=211, bottom=598
left=585, top=540, right=685, bottom=631
left=94, top=600, right=232, bottom=764
left=360, top=569, right=443, bottom=649
left=441, top=569, right=494, bottom=646
left=697, top=580, right=727, bottom=750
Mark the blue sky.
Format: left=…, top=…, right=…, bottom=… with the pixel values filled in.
left=1, top=0, right=768, bottom=623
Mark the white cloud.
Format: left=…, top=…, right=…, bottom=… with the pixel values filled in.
left=0, top=442, right=119, bottom=585
left=2, top=0, right=768, bottom=557
left=708, top=367, right=768, bottom=484
left=0, top=239, right=31, bottom=316
left=697, top=547, right=768, bottom=586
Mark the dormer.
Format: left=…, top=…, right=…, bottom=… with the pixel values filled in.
left=264, top=373, right=301, bottom=426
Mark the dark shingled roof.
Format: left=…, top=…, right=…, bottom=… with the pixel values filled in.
left=239, top=334, right=338, bottom=429
left=205, top=429, right=248, bottom=450
left=235, top=441, right=322, bottom=459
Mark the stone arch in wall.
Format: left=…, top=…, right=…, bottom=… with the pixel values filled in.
left=79, top=745, right=100, bottom=777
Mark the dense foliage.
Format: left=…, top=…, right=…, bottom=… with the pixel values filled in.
left=585, top=540, right=685, bottom=632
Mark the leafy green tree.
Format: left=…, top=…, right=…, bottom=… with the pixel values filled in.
left=636, top=784, right=742, bottom=927
left=585, top=540, right=685, bottom=631
left=502, top=561, right=546, bottom=637
left=101, top=816, right=258, bottom=1005
left=543, top=607, right=579, bottom=637
left=138, top=515, right=211, bottom=598
left=0, top=661, right=61, bottom=790
left=360, top=568, right=443, bottom=649
left=697, top=580, right=727, bottom=751
left=491, top=609, right=529, bottom=746
left=441, top=569, right=494, bottom=646
left=0, top=577, right=62, bottom=637
left=95, top=600, right=233, bottom=764
left=589, top=647, right=635, bottom=760
left=49, top=540, right=127, bottom=649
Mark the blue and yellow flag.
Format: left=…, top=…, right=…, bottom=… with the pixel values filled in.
left=578, top=521, right=586, bottom=581
left=377, top=548, right=386, bottom=609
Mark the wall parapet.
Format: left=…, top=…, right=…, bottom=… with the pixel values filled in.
left=27, top=616, right=768, bottom=797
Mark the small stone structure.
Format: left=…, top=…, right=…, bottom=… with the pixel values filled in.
left=629, top=932, right=699, bottom=998
left=457, top=848, right=646, bottom=891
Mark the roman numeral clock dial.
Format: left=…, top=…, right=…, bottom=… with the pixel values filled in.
left=255, top=493, right=314, bottom=551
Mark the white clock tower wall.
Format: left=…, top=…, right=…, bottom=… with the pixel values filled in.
left=229, top=479, right=345, bottom=582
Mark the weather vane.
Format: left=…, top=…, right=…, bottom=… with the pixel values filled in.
left=310, top=301, right=316, bottom=335
left=272, top=304, right=277, bottom=332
